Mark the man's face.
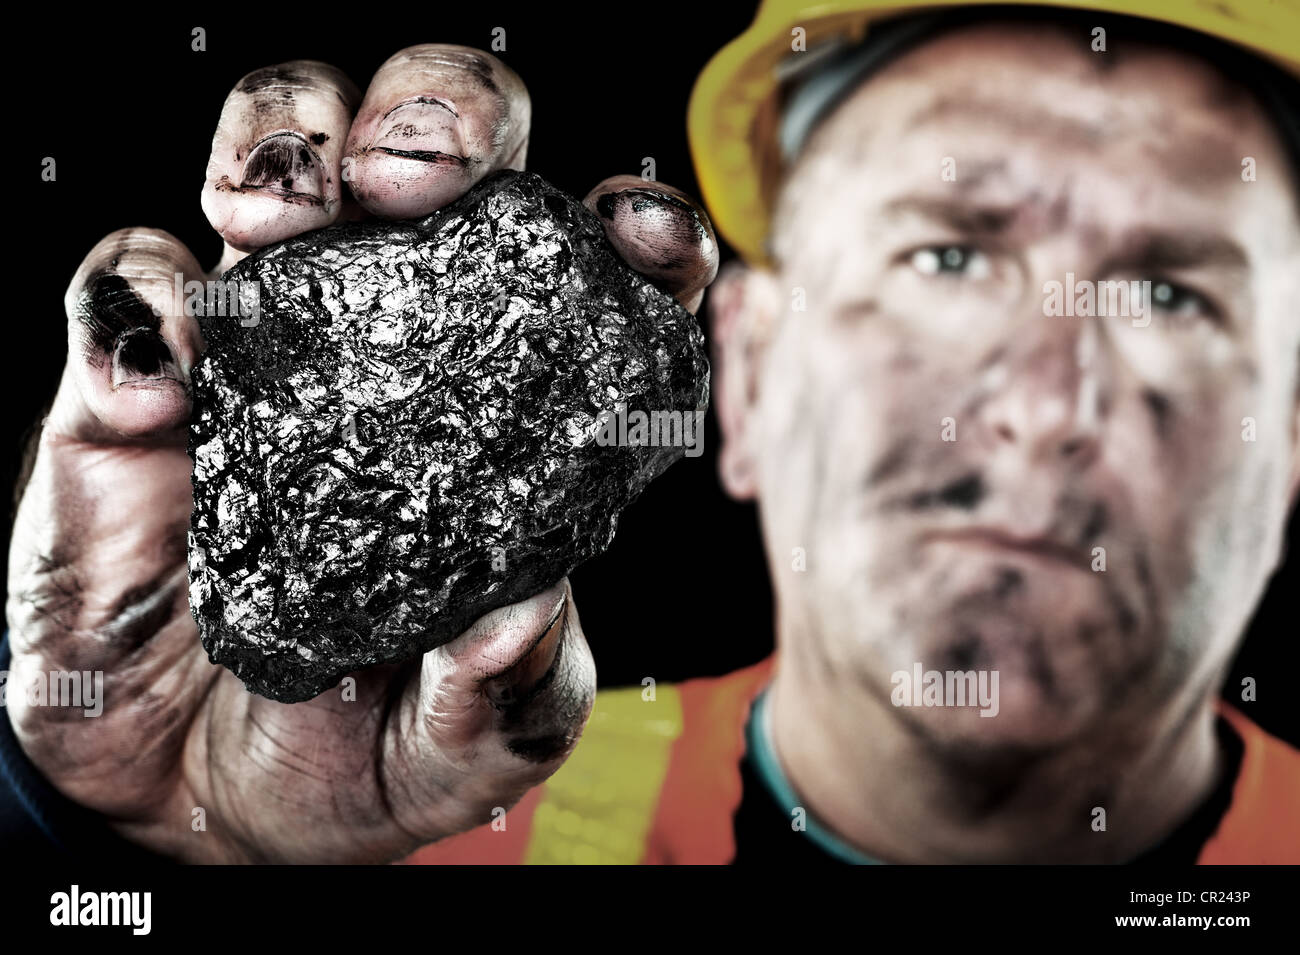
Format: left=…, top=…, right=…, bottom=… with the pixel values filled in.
left=722, top=22, right=1300, bottom=748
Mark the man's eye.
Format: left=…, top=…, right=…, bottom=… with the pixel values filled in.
left=1149, top=280, right=1213, bottom=320
left=909, top=245, right=991, bottom=279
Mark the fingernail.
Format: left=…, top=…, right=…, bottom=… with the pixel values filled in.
left=240, top=133, right=325, bottom=203
left=372, top=98, right=467, bottom=165
left=111, top=328, right=182, bottom=388
left=595, top=187, right=701, bottom=224
left=484, top=591, right=568, bottom=708
left=588, top=187, right=718, bottom=298
left=592, top=187, right=715, bottom=263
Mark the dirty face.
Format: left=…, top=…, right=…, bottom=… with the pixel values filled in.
left=729, top=22, right=1300, bottom=748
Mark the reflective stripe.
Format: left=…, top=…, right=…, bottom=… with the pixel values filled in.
left=642, top=656, right=776, bottom=863
left=523, top=684, right=684, bottom=864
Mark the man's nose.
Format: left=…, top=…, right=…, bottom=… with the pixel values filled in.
left=974, top=320, right=1102, bottom=469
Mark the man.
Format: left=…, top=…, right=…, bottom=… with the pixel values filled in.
left=5, top=1, right=1300, bottom=864
left=410, top=0, right=1300, bottom=864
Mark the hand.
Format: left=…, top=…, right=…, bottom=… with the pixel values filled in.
left=6, top=46, right=718, bottom=863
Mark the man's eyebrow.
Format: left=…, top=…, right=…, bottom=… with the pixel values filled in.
left=882, top=195, right=1022, bottom=234
left=1107, top=230, right=1249, bottom=272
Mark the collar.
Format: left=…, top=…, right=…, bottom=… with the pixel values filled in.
left=745, top=682, right=886, bottom=865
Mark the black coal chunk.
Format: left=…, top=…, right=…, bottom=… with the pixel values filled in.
left=188, top=170, right=709, bottom=702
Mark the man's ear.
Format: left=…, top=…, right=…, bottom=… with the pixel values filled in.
left=708, top=260, right=781, bottom=501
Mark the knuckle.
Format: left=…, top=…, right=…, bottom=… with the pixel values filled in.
left=231, top=60, right=360, bottom=109
left=68, top=228, right=195, bottom=301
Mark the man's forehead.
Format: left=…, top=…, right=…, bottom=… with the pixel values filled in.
left=829, top=42, right=1254, bottom=149
left=792, top=15, right=1284, bottom=179
left=821, top=17, right=1252, bottom=120
left=792, top=75, right=1275, bottom=232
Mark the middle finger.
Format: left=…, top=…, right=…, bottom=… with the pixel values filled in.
left=344, top=44, right=530, bottom=219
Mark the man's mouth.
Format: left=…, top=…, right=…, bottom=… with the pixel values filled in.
left=922, top=527, right=1091, bottom=571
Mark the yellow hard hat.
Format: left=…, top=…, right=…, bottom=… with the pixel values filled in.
left=687, top=0, right=1300, bottom=265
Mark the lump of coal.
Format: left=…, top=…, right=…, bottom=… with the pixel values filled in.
left=188, top=170, right=708, bottom=702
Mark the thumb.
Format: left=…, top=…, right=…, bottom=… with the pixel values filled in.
left=446, top=578, right=571, bottom=701
left=412, top=577, right=595, bottom=757
left=381, top=577, right=596, bottom=841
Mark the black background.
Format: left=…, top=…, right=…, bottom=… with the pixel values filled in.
left=8, top=4, right=1297, bottom=748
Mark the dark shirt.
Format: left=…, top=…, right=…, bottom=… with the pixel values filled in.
left=731, top=683, right=1245, bottom=865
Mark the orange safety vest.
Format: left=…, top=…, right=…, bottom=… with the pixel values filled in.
left=402, top=655, right=1300, bottom=865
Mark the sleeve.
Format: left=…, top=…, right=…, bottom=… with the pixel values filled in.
left=0, top=631, right=171, bottom=863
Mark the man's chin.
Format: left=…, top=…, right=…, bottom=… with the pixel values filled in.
left=872, top=546, right=1151, bottom=747
left=878, top=610, right=1120, bottom=750
left=885, top=670, right=1102, bottom=752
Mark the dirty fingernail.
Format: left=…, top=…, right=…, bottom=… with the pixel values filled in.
left=240, top=133, right=325, bottom=204
left=111, top=328, right=183, bottom=388
left=484, top=592, right=568, bottom=707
